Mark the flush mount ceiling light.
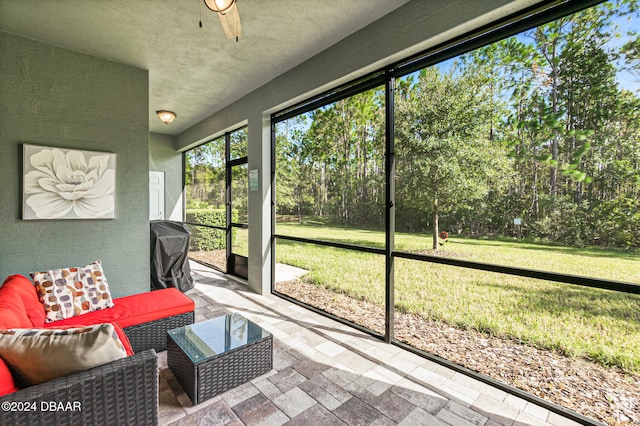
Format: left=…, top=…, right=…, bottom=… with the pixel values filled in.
left=203, top=0, right=241, bottom=41
left=156, top=110, right=177, bottom=125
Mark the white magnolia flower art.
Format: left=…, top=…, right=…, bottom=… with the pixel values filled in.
left=23, top=144, right=116, bottom=220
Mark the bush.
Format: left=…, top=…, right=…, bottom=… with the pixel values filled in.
left=530, top=202, right=592, bottom=247
left=527, top=196, right=640, bottom=249
left=591, top=197, right=640, bottom=249
left=186, top=209, right=238, bottom=251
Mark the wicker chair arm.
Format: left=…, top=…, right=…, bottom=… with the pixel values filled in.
left=0, top=349, right=158, bottom=426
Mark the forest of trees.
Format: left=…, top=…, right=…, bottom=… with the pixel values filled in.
left=275, top=0, right=640, bottom=249
left=185, top=128, right=248, bottom=220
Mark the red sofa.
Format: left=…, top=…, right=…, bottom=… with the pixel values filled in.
left=0, top=273, right=195, bottom=425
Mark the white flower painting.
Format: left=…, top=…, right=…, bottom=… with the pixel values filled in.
left=23, top=144, right=116, bottom=220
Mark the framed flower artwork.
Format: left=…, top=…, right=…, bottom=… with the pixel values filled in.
left=22, top=144, right=116, bottom=220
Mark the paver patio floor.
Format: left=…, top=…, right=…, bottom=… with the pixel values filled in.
left=157, top=261, right=582, bottom=426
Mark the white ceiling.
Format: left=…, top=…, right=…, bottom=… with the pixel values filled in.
left=0, top=0, right=411, bottom=135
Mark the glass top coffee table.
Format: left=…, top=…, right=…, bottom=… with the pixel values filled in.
left=167, top=312, right=273, bottom=405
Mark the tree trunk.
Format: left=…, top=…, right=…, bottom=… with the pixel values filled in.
left=545, top=30, right=560, bottom=208
left=532, top=164, right=539, bottom=221
left=432, top=198, right=439, bottom=250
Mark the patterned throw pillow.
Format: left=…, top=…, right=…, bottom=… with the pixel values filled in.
left=0, top=323, right=128, bottom=386
left=30, top=260, right=115, bottom=323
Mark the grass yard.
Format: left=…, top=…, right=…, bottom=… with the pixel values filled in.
left=275, top=220, right=640, bottom=373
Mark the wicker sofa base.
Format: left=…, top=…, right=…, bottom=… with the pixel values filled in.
left=125, top=311, right=195, bottom=353
left=0, top=349, right=158, bottom=426
left=168, top=334, right=273, bottom=405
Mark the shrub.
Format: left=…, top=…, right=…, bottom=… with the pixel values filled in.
left=530, top=202, right=592, bottom=247
left=591, top=197, right=640, bottom=249
left=186, top=209, right=238, bottom=251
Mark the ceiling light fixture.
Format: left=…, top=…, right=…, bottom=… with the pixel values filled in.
left=156, top=110, right=177, bottom=125
left=203, top=0, right=241, bottom=41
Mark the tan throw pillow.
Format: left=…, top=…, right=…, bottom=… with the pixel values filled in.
left=31, top=260, right=115, bottom=323
left=0, top=324, right=127, bottom=386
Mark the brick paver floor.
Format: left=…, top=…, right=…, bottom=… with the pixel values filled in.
left=157, top=262, right=583, bottom=426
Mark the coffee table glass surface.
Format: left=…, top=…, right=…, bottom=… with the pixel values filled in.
left=168, top=312, right=271, bottom=363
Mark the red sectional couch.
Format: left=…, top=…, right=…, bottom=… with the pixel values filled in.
left=0, top=273, right=196, bottom=425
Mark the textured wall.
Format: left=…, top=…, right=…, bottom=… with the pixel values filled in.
left=0, top=31, right=150, bottom=297
left=149, top=132, right=183, bottom=221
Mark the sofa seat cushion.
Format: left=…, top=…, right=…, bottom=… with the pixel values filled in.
left=0, top=275, right=46, bottom=328
left=44, top=288, right=195, bottom=329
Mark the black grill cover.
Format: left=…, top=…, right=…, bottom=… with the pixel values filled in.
left=150, top=221, right=194, bottom=292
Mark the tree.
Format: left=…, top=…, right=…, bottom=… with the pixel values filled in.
left=395, top=66, right=509, bottom=249
left=185, top=137, right=225, bottom=208
left=275, top=116, right=312, bottom=221
left=301, top=87, right=386, bottom=226
left=497, top=0, right=640, bottom=244
left=271, top=0, right=640, bottom=248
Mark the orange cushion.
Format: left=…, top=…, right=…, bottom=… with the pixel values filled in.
left=1, top=275, right=46, bottom=327
left=0, top=287, right=32, bottom=329
left=0, top=356, right=18, bottom=396
left=44, top=288, right=194, bottom=329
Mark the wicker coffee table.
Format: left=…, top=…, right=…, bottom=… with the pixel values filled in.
left=167, top=312, right=273, bottom=405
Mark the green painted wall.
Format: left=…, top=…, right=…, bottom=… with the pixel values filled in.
left=0, top=31, right=150, bottom=297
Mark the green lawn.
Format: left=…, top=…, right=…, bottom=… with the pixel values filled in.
left=275, top=220, right=640, bottom=373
